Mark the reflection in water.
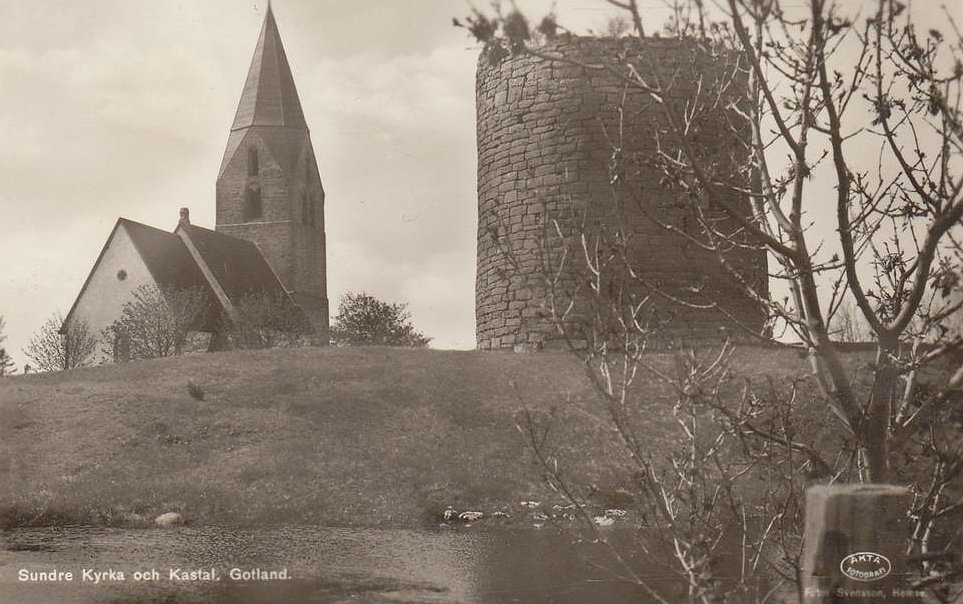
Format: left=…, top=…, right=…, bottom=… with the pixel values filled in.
left=0, top=526, right=699, bottom=604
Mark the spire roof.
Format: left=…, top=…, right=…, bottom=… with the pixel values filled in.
left=230, top=5, right=307, bottom=131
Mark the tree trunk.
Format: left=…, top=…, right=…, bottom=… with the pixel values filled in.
left=862, top=343, right=898, bottom=482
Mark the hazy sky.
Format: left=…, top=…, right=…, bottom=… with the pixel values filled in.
left=0, top=0, right=646, bottom=367
left=1, top=1, right=958, bottom=368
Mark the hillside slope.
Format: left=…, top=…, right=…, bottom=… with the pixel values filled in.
left=0, top=346, right=822, bottom=528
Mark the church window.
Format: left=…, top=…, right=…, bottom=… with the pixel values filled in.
left=116, top=269, right=127, bottom=281
left=248, top=147, right=259, bottom=176
left=243, top=186, right=262, bottom=221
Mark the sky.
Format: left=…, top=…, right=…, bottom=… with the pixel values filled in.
left=0, top=0, right=647, bottom=368
left=0, top=1, right=959, bottom=368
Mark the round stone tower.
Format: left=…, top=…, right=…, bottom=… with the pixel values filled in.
left=475, top=36, right=768, bottom=350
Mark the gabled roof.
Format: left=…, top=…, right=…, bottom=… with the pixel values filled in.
left=125, top=220, right=222, bottom=330
left=62, top=216, right=305, bottom=337
left=61, top=219, right=219, bottom=333
left=178, top=224, right=290, bottom=306
left=122, top=220, right=211, bottom=293
left=230, top=4, right=307, bottom=132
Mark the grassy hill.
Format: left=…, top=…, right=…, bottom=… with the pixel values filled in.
left=0, top=345, right=824, bottom=529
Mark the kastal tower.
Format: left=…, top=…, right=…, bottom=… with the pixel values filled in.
left=475, top=37, right=768, bottom=349
left=216, top=5, right=328, bottom=332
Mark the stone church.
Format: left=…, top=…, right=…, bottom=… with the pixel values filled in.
left=61, top=5, right=328, bottom=360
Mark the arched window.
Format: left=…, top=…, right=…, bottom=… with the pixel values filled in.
left=243, top=186, right=262, bottom=221
left=248, top=147, right=259, bottom=176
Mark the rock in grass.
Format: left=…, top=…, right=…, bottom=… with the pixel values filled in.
left=187, top=379, right=205, bottom=401
left=154, top=512, right=183, bottom=527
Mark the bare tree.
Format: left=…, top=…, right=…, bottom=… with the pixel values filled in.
left=0, top=316, right=13, bottom=376
left=461, top=0, right=963, bottom=599
left=600, top=14, right=632, bottom=37
left=463, top=0, right=963, bottom=478
left=24, top=312, right=97, bottom=371
left=0, top=349, right=13, bottom=376
left=829, top=298, right=873, bottom=343
left=519, top=343, right=819, bottom=603
left=103, top=285, right=212, bottom=361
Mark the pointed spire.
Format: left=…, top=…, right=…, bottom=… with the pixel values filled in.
left=230, top=3, right=307, bottom=131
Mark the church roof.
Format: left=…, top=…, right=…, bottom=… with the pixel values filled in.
left=62, top=217, right=303, bottom=335
left=122, top=219, right=212, bottom=294
left=230, top=5, right=307, bottom=132
left=179, top=224, right=290, bottom=307
left=60, top=219, right=219, bottom=334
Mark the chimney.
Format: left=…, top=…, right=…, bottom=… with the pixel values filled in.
left=179, top=207, right=191, bottom=227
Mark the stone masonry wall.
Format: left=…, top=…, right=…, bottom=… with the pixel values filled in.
left=217, top=130, right=297, bottom=286
left=216, top=128, right=329, bottom=332
left=475, top=36, right=769, bottom=350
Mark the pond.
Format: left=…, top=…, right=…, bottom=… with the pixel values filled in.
left=0, top=525, right=698, bottom=603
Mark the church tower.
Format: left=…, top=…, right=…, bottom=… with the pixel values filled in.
left=216, top=4, right=328, bottom=332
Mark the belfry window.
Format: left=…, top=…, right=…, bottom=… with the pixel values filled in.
left=248, top=147, right=259, bottom=176
left=243, top=186, right=262, bottom=221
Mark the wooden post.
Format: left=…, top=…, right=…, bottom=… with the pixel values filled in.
left=801, top=484, right=924, bottom=604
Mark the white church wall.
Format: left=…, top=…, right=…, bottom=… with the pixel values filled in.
left=69, top=223, right=158, bottom=363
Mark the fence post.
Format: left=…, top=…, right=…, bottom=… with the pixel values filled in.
left=801, top=484, right=923, bottom=604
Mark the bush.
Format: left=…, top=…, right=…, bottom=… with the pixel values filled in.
left=226, top=291, right=313, bottom=349
left=103, top=285, right=212, bottom=361
left=25, top=313, right=97, bottom=372
left=330, top=292, right=430, bottom=347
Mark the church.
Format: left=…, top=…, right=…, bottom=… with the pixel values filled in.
left=61, top=5, right=328, bottom=361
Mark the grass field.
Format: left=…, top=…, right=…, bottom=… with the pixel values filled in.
left=0, top=345, right=832, bottom=529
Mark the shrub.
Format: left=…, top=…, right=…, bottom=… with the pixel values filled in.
left=330, top=292, right=430, bottom=347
